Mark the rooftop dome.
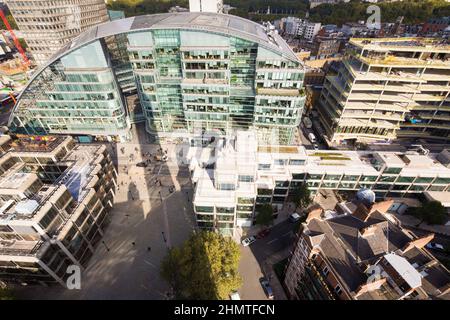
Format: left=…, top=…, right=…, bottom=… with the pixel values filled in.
left=355, top=188, right=376, bottom=206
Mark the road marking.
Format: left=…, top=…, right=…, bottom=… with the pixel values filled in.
left=144, top=260, right=156, bottom=268
left=281, top=231, right=292, bottom=237
left=267, top=238, right=279, bottom=245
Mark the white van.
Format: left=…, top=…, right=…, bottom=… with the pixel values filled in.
left=308, top=133, right=317, bottom=144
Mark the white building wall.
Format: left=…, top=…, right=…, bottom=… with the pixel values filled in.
left=189, top=0, right=223, bottom=13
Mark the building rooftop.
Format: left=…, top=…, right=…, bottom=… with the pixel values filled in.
left=44, top=12, right=299, bottom=74
left=384, top=253, right=422, bottom=289
left=8, top=135, right=68, bottom=153
left=350, top=38, right=450, bottom=53
left=303, top=201, right=450, bottom=299
left=0, top=136, right=105, bottom=223
left=190, top=131, right=450, bottom=209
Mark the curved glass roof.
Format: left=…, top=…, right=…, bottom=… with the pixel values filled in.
left=43, top=12, right=298, bottom=69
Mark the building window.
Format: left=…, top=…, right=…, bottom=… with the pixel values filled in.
left=383, top=167, right=402, bottom=174
left=195, top=206, right=214, bottom=213
left=334, top=285, right=342, bottom=295
left=274, top=159, right=286, bottom=166
left=218, top=183, right=235, bottom=191
left=289, top=159, right=305, bottom=166
left=238, top=175, right=254, bottom=182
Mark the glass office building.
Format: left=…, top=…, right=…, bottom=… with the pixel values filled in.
left=9, top=13, right=305, bottom=144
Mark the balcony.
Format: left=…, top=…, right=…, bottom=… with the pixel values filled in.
left=357, top=55, right=450, bottom=69
left=182, top=78, right=228, bottom=85
left=256, top=88, right=304, bottom=97
left=0, top=240, right=45, bottom=256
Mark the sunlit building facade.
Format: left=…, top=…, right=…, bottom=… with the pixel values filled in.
left=9, top=13, right=306, bottom=144
left=0, top=134, right=117, bottom=287
left=317, top=38, right=450, bottom=145
left=187, top=130, right=450, bottom=237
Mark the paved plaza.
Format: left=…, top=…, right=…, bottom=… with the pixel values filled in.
left=12, top=125, right=294, bottom=300
left=13, top=126, right=196, bottom=300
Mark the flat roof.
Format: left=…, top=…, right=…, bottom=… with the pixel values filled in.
left=376, top=152, right=405, bottom=167
left=384, top=253, right=422, bottom=289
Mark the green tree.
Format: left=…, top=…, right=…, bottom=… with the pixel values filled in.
left=293, top=183, right=312, bottom=212
left=17, top=38, right=28, bottom=51
left=255, top=204, right=274, bottom=226
left=0, top=14, right=18, bottom=30
left=411, top=201, right=447, bottom=226
left=161, top=231, right=242, bottom=300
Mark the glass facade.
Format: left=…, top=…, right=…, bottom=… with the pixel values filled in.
left=10, top=22, right=305, bottom=144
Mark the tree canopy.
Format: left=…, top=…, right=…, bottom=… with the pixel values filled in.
left=293, top=183, right=312, bottom=212
left=409, top=200, right=448, bottom=226
left=161, top=231, right=242, bottom=300
left=106, top=0, right=450, bottom=26
left=255, top=203, right=274, bottom=226
left=0, top=14, right=18, bottom=30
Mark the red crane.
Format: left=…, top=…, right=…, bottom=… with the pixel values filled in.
left=0, top=9, right=30, bottom=67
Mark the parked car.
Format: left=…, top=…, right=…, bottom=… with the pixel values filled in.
left=289, top=213, right=301, bottom=223
left=426, top=242, right=445, bottom=252
left=229, top=292, right=241, bottom=300
left=241, top=236, right=256, bottom=247
left=259, top=277, right=274, bottom=299
left=303, top=117, right=312, bottom=129
left=308, top=132, right=317, bottom=144
left=154, top=155, right=168, bottom=162
left=257, top=229, right=271, bottom=239
left=313, top=143, right=319, bottom=150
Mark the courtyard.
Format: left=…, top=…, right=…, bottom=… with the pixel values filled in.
left=13, top=126, right=196, bottom=299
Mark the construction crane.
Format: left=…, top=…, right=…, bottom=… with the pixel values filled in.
left=0, top=9, right=30, bottom=68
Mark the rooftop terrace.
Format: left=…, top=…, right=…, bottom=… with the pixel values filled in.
left=350, top=38, right=450, bottom=53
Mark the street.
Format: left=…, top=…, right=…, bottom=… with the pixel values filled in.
left=238, top=220, right=297, bottom=300
left=250, top=220, right=296, bottom=263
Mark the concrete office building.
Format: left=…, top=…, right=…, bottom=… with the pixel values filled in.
left=186, top=130, right=450, bottom=237
left=9, top=13, right=306, bottom=145
left=284, top=201, right=450, bottom=300
left=5, top=0, right=109, bottom=66
left=0, top=134, right=117, bottom=287
left=282, top=17, right=321, bottom=41
left=317, top=38, right=450, bottom=146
